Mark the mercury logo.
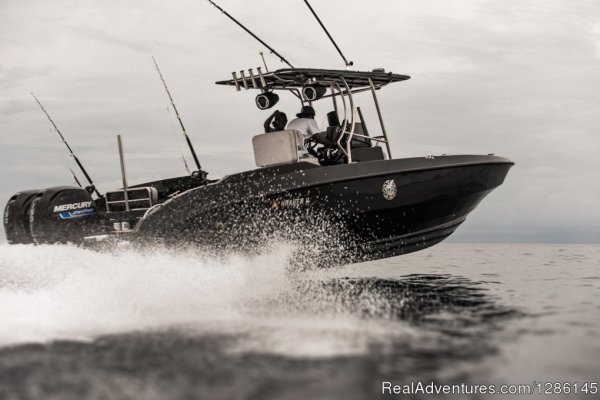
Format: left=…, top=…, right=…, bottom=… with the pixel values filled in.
left=53, top=201, right=93, bottom=213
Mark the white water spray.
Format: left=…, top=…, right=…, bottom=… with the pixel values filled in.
left=0, top=243, right=415, bottom=357
left=0, top=243, right=294, bottom=346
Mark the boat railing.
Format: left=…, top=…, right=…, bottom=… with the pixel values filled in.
left=105, top=187, right=158, bottom=213
left=320, top=76, right=390, bottom=163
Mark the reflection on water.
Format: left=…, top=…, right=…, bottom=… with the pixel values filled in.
left=299, top=274, right=515, bottom=322
left=0, top=272, right=520, bottom=400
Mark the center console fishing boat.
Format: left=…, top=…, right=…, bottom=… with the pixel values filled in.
left=4, top=66, right=513, bottom=262
left=3, top=1, right=513, bottom=263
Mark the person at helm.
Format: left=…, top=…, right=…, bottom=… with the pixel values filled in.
left=286, top=105, right=321, bottom=139
left=287, top=105, right=335, bottom=146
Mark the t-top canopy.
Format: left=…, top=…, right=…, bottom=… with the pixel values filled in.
left=216, top=68, right=410, bottom=91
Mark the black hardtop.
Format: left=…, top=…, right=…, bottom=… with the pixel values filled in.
left=216, top=68, right=410, bottom=91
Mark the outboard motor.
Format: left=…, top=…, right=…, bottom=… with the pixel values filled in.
left=28, top=186, right=100, bottom=244
left=3, top=189, right=40, bottom=244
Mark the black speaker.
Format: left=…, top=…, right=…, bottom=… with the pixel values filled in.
left=302, top=85, right=327, bottom=101
left=255, top=92, right=279, bottom=110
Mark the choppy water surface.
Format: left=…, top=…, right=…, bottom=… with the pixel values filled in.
left=0, top=243, right=598, bottom=399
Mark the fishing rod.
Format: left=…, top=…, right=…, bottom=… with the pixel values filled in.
left=152, top=56, right=202, bottom=171
left=180, top=155, right=191, bottom=175
left=31, top=93, right=102, bottom=198
left=68, top=167, right=83, bottom=188
left=165, top=105, right=192, bottom=174
left=302, top=0, right=353, bottom=68
left=206, top=0, right=294, bottom=68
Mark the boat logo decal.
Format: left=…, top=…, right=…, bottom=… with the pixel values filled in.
left=53, top=201, right=93, bottom=213
left=272, top=198, right=310, bottom=209
left=382, top=180, right=397, bottom=200
left=59, top=208, right=96, bottom=219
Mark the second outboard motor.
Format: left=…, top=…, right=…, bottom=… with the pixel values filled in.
left=3, top=189, right=40, bottom=244
left=29, top=186, right=100, bottom=244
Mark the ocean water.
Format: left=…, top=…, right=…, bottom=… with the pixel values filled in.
left=0, top=243, right=598, bottom=399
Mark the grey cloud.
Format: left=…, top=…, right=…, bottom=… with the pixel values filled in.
left=1, top=0, right=599, bottom=243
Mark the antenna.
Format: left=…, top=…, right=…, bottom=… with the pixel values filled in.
left=206, top=0, right=295, bottom=68
left=302, top=0, right=353, bottom=68
left=152, top=56, right=202, bottom=171
left=31, top=93, right=102, bottom=198
left=259, top=51, right=269, bottom=73
left=116, top=135, right=130, bottom=212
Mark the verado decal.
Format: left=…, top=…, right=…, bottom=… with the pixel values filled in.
left=271, top=198, right=310, bottom=209
left=53, top=201, right=93, bottom=213
left=59, top=208, right=96, bottom=219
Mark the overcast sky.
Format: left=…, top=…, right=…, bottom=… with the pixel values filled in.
left=1, top=0, right=599, bottom=243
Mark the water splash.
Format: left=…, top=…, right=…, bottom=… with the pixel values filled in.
left=0, top=243, right=512, bottom=361
left=0, top=243, right=294, bottom=346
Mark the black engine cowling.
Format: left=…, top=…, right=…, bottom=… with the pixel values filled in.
left=3, top=189, right=40, bottom=244
left=28, top=186, right=101, bottom=244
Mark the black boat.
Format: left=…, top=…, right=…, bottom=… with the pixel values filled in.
left=4, top=66, right=513, bottom=263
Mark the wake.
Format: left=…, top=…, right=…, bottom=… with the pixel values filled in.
left=0, top=243, right=294, bottom=346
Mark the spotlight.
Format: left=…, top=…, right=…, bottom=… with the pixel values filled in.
left=255, top=92, right=279, bottom=110
left=302, top=85, right=327, bottom=102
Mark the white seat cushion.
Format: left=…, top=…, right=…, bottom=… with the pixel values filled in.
left=252, top=129, right=305, bottom=167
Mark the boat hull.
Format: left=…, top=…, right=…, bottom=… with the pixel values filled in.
left=134, top=155, right=513, bottom=262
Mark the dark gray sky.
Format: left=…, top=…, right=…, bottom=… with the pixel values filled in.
left=1, top=0, right=599, bottom=242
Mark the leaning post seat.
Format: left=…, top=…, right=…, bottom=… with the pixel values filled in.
left=253, top=129, right=317, bottom=167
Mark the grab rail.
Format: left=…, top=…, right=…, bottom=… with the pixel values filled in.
left=105, top=187, right=158, bottom=212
